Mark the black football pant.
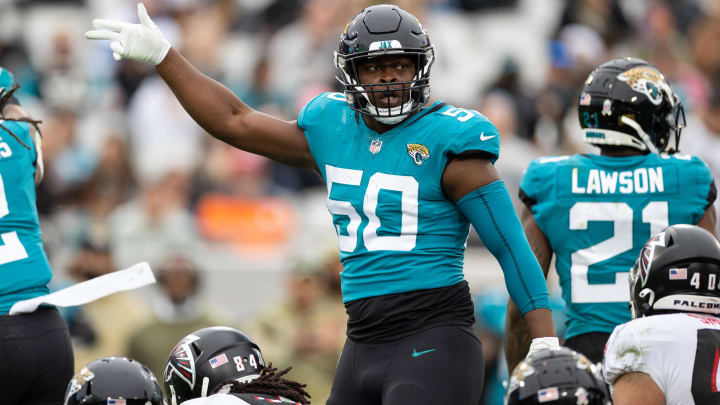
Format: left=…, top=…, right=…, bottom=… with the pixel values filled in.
left=564, top=332, right=611, bottom=364
left=0, top=307, right=74, bottom=405
left=326, top=325, right=484, bottom=405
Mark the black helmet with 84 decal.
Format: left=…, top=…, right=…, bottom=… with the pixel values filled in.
left=164, top=326, right=265, bottom=405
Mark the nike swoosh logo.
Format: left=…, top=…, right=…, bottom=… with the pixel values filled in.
left=480, top=132, right=496, bottom=141
left=412, top=348, right=437, bottom=358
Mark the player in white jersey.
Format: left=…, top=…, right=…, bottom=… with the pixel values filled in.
left=604, top=224, right=720, bottom=404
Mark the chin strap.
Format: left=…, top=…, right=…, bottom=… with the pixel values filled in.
left=361, top=97, right=415, bottom=125
left=620, top=116, right=659, bottom=154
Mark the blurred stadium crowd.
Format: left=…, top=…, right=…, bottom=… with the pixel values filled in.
left=2, top=0, right=720, bottom=403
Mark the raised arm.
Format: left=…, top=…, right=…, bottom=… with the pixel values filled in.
left=155, top=49, right=313, bottom=168
left=504, top=204, right=552, bottom=372
left=86, top=3, right=314, bottom=169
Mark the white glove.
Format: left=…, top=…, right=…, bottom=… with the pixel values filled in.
left=85, top=3, right=171, bottom=65
left=527, top=336, right=560, bottom=357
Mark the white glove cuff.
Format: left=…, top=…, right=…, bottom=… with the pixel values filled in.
left=152, top=40, right=171, bottom=65
left=528, top=337, right=560, bottom=356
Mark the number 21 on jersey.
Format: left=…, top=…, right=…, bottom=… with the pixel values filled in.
left=570, top=201, right=667, bottom=303
left=325, top=164, right=418, bottom=252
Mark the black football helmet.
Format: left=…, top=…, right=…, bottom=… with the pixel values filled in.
left=505, top=348, right=610, bottom=405
left=630, top=224, right=720, bottom=319
left=164, top=326, right=265, bottom=405
left=64, top=357, right=165, bottom=405
left=335, top=4, right=435, bottom=124
left=578, top=57, right=685, bottom=154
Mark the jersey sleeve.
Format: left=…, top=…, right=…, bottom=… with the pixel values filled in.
left=0, top=121, right=35, bottom=164
left=518, top=159, right=547, bottom=212
left=690, top=156, right=717, bottom=212
left=443, top=113, right=501, bottom=164
left=518, top=157, right=563, bottom=238
left=297, top=92, right=345, bottom=172
left=603, top=321, right=666, bottom=394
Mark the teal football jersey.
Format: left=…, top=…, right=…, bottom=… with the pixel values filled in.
left=0, top=120, right=51, bottom=314
left=299, top=92, right=501, bottom=303
left=520, top=153, right=716, bottom=338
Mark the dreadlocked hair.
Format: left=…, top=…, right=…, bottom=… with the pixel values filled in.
left=211, top=362, right=312, bottom=404
left=0, top=83, right=42, bottom=151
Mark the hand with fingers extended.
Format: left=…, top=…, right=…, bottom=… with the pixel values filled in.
left=85, top=3, right=171, bottom=65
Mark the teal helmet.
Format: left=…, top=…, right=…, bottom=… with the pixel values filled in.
left=0, top=67, right=14, bottom=94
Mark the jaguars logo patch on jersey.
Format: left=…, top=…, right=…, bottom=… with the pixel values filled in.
left=407, top=143, right=430, bottom=166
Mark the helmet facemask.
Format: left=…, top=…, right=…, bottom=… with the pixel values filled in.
left=335, top=47, right=434, bottom=125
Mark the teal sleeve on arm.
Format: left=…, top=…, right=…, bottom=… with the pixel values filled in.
left=457, top=180, right=550, bottom=315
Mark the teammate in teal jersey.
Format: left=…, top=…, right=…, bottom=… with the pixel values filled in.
left=86, top=4, right=557, bottom=403
left=505, top=57, right=718, bottom=371
left=0, top=67, right=74, bottom=404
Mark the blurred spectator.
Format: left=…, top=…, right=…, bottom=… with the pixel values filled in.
left=66, top=236, right=149, bottom=370
left=485, top=57, right=537, bottom=140
left=35, top=108, right=96, bottom=215
left=52, top=132, right=135, bottom=248
left=265, top=0, right=344, bottom=105
left=249, top=256, right=346, bottom=402
left=127, top=254, right=230, bottom=384
left=680, top=85, right=720, bottom=235
left=194, top=143, right=298, bottom=257
left=534, top=23, right=607, bottom=155
left=126, top=75, right=206, bottom=181
left=555, top=0, right=631, bottom=47
left=108, top=170, right=201, bottom=269
left=478, top=89, right=540, bottom=209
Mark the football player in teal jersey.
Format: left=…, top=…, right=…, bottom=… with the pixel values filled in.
left=0, top=67, right=74, bottom=404
left=86, top=4, right=558, bottom=403
left=505, top=57, right=718, bottom=371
